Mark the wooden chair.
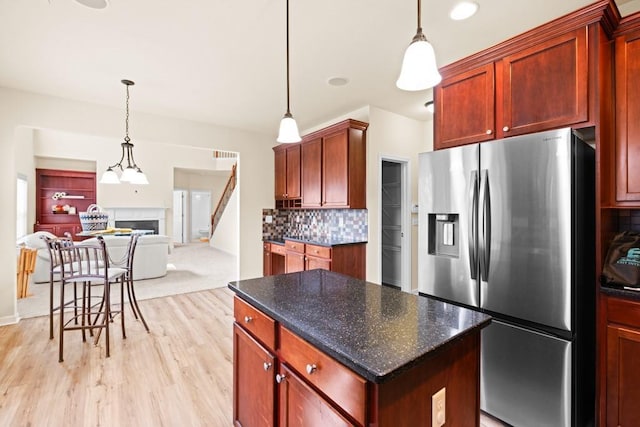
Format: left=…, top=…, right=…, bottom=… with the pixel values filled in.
left=55, top=236, right=127, bottom=362
left=109, top=234, right=150, bottom=332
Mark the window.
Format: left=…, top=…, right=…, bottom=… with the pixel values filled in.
left=16, top=175, right=28, bottom=240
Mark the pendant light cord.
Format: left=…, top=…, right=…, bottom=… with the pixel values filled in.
left=125, top=83, right=130, bottom=142
left=285, top=0, right=291, bottom=115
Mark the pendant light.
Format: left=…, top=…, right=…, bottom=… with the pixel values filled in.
left=276, top=0, right=301, bottom=143
left=396, top=0, right=442, bottom=91
left=100, top=80, right=149, bottom=185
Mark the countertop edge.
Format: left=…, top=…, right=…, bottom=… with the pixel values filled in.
left=263, top=237, right=368, bottom=247
left=228, top=283, right=491, bottom=383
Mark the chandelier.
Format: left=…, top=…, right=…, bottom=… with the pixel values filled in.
left=100, top=79, right=149, bottom=185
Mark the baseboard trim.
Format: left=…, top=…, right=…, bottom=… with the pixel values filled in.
left=0, top=313, right=20, bottom=326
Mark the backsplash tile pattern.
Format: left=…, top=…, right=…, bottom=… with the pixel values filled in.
left=262, top=208, right=368, bottom=242
left=617, top=209, right=640, bottom=232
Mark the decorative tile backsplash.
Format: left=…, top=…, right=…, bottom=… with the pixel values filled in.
left=262, top=208, right=368, bottom=242
left=617, top=209, right=640, bottom=233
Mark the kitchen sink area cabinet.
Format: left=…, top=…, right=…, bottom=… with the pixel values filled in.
left=614, top=20, right=640, bottom=204
left=283, top=239, right=366, bottom=279
left=274, top=144, right=301, bottom=208
left=434, top=5, right=614, bottom=150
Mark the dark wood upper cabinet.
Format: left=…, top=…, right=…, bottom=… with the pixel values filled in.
left=434, top=63, right=495, bottom=149
left=615, top=27, right=640, bottom=204
left=501, top=28, right=588, bottom=137
left=301, top=138, right=322, bottom=208
left=433, top=3, right=613, bottom=150
left=274, top=144, right=301, bottom=207
left=274, top=119, right=368, bottom=209
left=322, top=129, right=350, bottom=208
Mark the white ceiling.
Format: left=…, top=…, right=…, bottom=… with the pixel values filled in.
left=1, top=0, right=639, bottom=138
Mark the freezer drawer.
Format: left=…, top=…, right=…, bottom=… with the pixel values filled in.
left=481, top=320, right=572, bottom=427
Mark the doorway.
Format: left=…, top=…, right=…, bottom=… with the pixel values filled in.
left=380, top=158, right=410, bottom=292
left=191, top=190, right=211, bottom=242
left=172, top=189, right=188, bottom=244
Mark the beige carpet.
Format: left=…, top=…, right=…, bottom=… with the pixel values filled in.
left=17, top=242, right=239, bottom=319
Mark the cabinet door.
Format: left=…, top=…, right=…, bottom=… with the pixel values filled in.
left=278, top=364, right=353, bottom=427
left=233, top=324, right=276, bottom=427
left=615, top=31, right=640, bottom=203
left=302, top=138, right=322, bottom=207
left=322, top=130, right=349, bottom=207
left=606, top=324, right=640, bottom=427
left=434, top=62, right=495, bottom=149
left=286, top=145, right=301, bottom=199
left=274, top=148, right=287, bottom=200
left=500, top=27, right=588, bottom=137
left=286, top=251, right=305, bottom=273
left=306, top=255, right=331, bottom=272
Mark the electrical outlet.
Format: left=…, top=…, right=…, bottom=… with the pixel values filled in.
left=432, top=387, right=446, bottom=427
left=265, top=215, right=273, bottom=224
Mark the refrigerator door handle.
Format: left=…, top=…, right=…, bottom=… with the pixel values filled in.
left=469, top=171, right=479, bottom=280
left=479, top=169, right=491, bottom=281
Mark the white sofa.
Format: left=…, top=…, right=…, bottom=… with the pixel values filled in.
left=21, top=232, right=170, bottom=283
left=82, top=234, right=170, bottom=281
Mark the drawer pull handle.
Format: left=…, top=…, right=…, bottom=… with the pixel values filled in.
left=306, top=364, right=317, bottom=375
left=244, top=316, right=253, bottom=323
left=276, top=373, right=287, bottom=384
left=263, top=362, right=272, bottom=371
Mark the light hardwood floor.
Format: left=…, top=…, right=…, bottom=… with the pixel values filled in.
left=2, top=287, right=504, bottom=426
left=0, top=288, right=235, bottom=426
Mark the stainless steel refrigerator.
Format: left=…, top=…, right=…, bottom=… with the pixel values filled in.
left=418, top=128, right=595, bottom=427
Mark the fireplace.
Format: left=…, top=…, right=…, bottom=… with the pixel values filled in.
left=105, top=207, right=166, bottom=235
left=115, top=220, right=159, bottom=234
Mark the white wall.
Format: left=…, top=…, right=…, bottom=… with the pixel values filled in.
left=210, top=188, right=239, bottom=256
left=366, top=107, right=432, bottom=292
left=1, top=86, right=273, bottom=325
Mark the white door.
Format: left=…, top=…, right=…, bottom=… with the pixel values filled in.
left=190, top=190, right=211, bottom=242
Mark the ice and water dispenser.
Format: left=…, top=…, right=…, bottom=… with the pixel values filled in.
left=427, top=213, right=459, bottom=257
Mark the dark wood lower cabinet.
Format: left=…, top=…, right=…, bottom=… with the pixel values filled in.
left=605, top=296, right=640, bottom=427
left=233, top=295, right=481, bottom=427
left=278, top=364, right=352, bottom=427
left=232, top=324, right=276, bottom=426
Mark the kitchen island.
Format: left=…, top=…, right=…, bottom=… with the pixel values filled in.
left=229, top=269, right=491, bottom=426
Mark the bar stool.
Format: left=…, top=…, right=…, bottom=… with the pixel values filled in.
left=109, top=234, right=150, bottom=332
left=55, top=236, right=127, bottom=362
left=41, top=233, right=76, bottom=340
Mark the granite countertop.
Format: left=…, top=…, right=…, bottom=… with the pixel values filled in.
left=601, top=285, right=640, bottom=302
left=264, top=236, right=368, bottom=247
left=228, top=269, right=491, bottom=383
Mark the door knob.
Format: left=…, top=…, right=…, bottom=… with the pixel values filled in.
left=263, top=362, right=272, bottom=371
left=276, top=373, right=287, bottom=383
left=503, top=126, right=510, bottom=132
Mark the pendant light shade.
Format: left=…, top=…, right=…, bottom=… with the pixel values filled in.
left=276, top=0, right=301, bottom=143
left=396, top=0, right=441, bottom=91
left=100, top=79, right=149, bottom=184
left=278, top=112, right=301, bottom=143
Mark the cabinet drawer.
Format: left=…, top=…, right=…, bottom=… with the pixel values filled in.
left=263, top=242, right=271, bottom=251
left=305, top=243, right=331, bottom=259
left=285, top=240, right=304, bottom=253
left=271, top=243, right=286, bottom=256
left=279, top=326, right=366, bottom=425
left=234, top=297, right=276, bottom=351
left=608, top=297, right=640, bottom=328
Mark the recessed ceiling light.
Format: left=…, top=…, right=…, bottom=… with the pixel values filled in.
left=328, top=77, right=349, bottom=87
left=74, top=0, right=108, bottom=10
left=450, top=1, right=479, bottom=21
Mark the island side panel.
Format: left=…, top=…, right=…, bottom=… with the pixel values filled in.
left=371, top=331, right=481, bottom=426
